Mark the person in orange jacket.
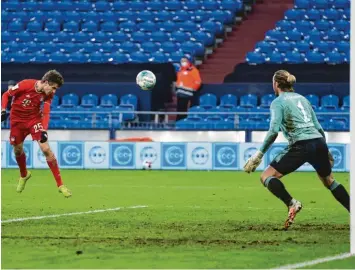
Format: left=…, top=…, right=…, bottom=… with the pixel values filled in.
left=175, top=58, right=202, bottom=121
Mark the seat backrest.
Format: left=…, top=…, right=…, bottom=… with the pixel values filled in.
left=240, top=94, right=257, bottom=108
left=61, top=93, right=79, bottom=107
left=81, top=94, right=99, bottom=108
left=305, top=94, right=319, bottom=109
left=100, top=94, right=118, bottom=107
left=342, top=95, right=350, bottom=108
left=220, top=94, right=237, bottom=107
left=260, top=94, right=275, bottom=108
left=199, top=94, right=217, bottom=108
left=120, top=94, right=138, bottom=109
left=321, top=94, right=339, bottom=109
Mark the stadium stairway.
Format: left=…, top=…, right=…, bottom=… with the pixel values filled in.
left=199, top=0, right=294, bottom=83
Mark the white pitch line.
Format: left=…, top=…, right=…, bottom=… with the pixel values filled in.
left=273, top=253, right=354, bottom=269
left=1, top=205, right=148, bottom=224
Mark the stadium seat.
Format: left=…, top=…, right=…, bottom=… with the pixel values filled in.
left=60, top=93, right=79, bottom=108
left=188, top=106, right=207, bottom=119
left=260, top=94, right=275, bottom=108
left=321, top=95, right=339, bottom=110
left=284, top=9, right=303, bottom=21
left=341, top=95, right=350, bottom=111
left=240, top=94, right=257, bottom=109
left=100, top=94, right=118, bottom=108
left=326, top=51, right=344, bottom=64
left=63, top=21, right=80, bottom=33
left=305, top=94, right=320, bottom=110
left=130, top=52, right=151, bottom=63
left=255, top=41, right=274, bottom=54
left=220, top=94, right=237, bottom=109
left=266, top=52, right=284, bottom=64
left=304, top=51, right=324, bottom=63
left=199, top=94, right=217, bottom=109
left=120, top=94, right=138, bottom=110
left=305, top=9, right=321, bottom=21
left=131, top=31, right=148, bottom=43
left=80, top=94, right=99, bottom=108
left=246, top=52, right=265, bottom=65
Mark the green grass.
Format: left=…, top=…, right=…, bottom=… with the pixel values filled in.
left=1, top=169, right=350, bottom=269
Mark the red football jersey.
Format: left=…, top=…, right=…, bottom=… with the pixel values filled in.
left=8, top=79, right=53, bottom=123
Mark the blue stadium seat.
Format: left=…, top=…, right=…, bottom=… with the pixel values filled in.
left=160, top=21, right=177, bottom=32
left=165, top=0, right=182, bottom=11
left=332, top=0, right=350, bottom=9
left=285, top=51, right=304, bottom=64
left=188, top=106, right=206, bottom=119
left=50, top=52, right=69, bottom=63
left=150, top=31, right=170, bottom=43
left=8, top=21, right=25, bottom=32
left=119, top=21, right=137, bottom=33
left=220, top=0, right=243, bottom=13
left=305, top=94, right=320, bottom=109
left=179, top=21, right=199, bottom=33
left=285, top=30, right=302, bottom=42
left=63, top=21, right=80, bottom=33
left=110, top=52, right=129, bottom=64
left=100, top=94, right=118, bottom=108
left=22, top=1, right=39, bottom=12
left=326, top=51, right=344, bottom=64
left=266, top=52, right=284, bottom=64
left=191, top=31, right=214, bottom=47
left=246, top=52, right=265, bottom=65
left=130, top=52, right=150, bottom=63
left=199, top=94, right=217, bottom=109
left=304, top=51, right=324, bottom=63
left=151, top=52, right=168, bottom=63
left=34, top=53, right=50, bottom=63
left=321, top=95, right=339, bottom=110
left=313, top=41, right=330, bottom=53
left=80, top=94, right=99, bottom=108
left=89, top=52, right=104, bottom=63
left=276, top=41, right=291, bottom=53
left=305, top=9, right=321, bottom=21
left=294, top=20, right=312, bottom=34
left=94, top=1, right=111, bottom=12
left=138, top=11, right=154, bottom=22
left=101, top=22, right=117, bottom=32
left=325, top=29, right=342, bottom=42
left=161, top=41, right=179, bottom=53
left=276, top=20, right=293, bottom=32
left=184, top=1, right=201, bottom=11
left=314, top=20, right=330, bottom=32
left=130, top=31, right=149, bottom=43
left=68, top=52, right=87, bottom=63
left=73, top=1, right=91, bottom=12
left=284, top=9, right=303, bottom=21
left=26, top=21, right=42, bottom=32
left=119, top=41, right=139, bottom=53
left=60, top=93, right=79, bottom=108
left=336, top=41, right=349, bottom=54
left=322, top=9, right=340, bottom=21
left=120, top=94, right=138, bottom=110
left=169, top=51, right=185, bottom=62
left=255, top=41, right=274, bottom=54
left=335, top=20, right=350, bottom=33
left=64, top=11, right=81, bottom=22
left=141, top=42, right=158, bottom=53
left=139, top=21, right=157, bottom=32
left=265, top=30, right=283, bottom=41
left=111, top=32, right=129, bottom=43
left=240, top=94, right=257, bottom=109
left=312, top=0, right=329, bottom=9
left=260, top=94, right=275, bottom=108
left=130, top=1, right=146, bottom=11
left=341, top=95, right=350, bottom=111
left=155, top=10, right=173, bottom=22
left=171, top=31, right=190, bottom=43
left=44, top=21, right=61, bottom=33
left=41, top=42, right=57, bottom=54
left=294, top=41, right=310, bottom=53
left=81, top=21, right=99, bottom=33
left=220, top=94, right=237, bottom=109
left=112, top=1, right=128, bottom=11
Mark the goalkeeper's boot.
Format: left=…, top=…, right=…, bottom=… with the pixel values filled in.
left=58, top=185, right=72, bottom=198
left=16, top=171, right=32, bottom=193
left=284, top=199, right=302, bottom=230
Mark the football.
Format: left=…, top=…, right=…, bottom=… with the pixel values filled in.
left=142, top=160, right=152, bottom=170
left=136, top=70, right=156, bottom=90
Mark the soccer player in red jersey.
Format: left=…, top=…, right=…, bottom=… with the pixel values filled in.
left=1, top=70, right=72, bottom=198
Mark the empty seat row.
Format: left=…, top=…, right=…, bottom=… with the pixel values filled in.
left=1, top=10, right=235, bottom=25
left=2, top=0, right=243, bottom=13
left=2, top=31, right=215, bottom=47
left=195, top=93, right=349, bottom=110
left=294, top=0, right=349, bottom=10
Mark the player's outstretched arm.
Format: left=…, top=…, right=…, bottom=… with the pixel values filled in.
left=1, top=91, right=11, bottom=122
left=40, top=101, right=52, bottom=143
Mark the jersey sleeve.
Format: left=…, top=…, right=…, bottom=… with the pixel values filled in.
left=259, top=99, right=283, bottom=154
left=7, top=80, right=28, bottom=97
left=42, top=99, right=52, bottom=130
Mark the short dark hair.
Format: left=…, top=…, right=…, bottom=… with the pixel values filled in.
left=42, top=70, right=64, bottom=87
left=273, top=70, right=296, bottom=92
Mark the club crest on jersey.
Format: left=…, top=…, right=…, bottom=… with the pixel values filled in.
left=22, top=99, right=31, bottom=107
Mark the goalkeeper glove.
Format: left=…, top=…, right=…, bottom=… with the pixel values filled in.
left=243, top=150, right=264, bottom=173
left=40, top=131, right=48, bottom=143
left=1, top=110, right=8, bottom=122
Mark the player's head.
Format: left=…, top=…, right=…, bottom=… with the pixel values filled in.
left=272, top=70, right=296, bottom=96
left=40, top=70, right=64, bottom=95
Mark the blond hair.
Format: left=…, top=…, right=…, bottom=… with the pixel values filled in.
left=273, top=70, right=296, bottom=92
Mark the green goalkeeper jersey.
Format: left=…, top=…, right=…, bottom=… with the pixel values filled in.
left=259, top=92, right=325, bottom=154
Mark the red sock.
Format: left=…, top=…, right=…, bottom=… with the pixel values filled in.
left=16, top=152, right=27, bottom=178
left=47, top=155, right=63, bottom=187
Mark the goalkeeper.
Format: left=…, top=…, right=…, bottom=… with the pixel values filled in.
left=243, top=70, right=350, bottom=229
